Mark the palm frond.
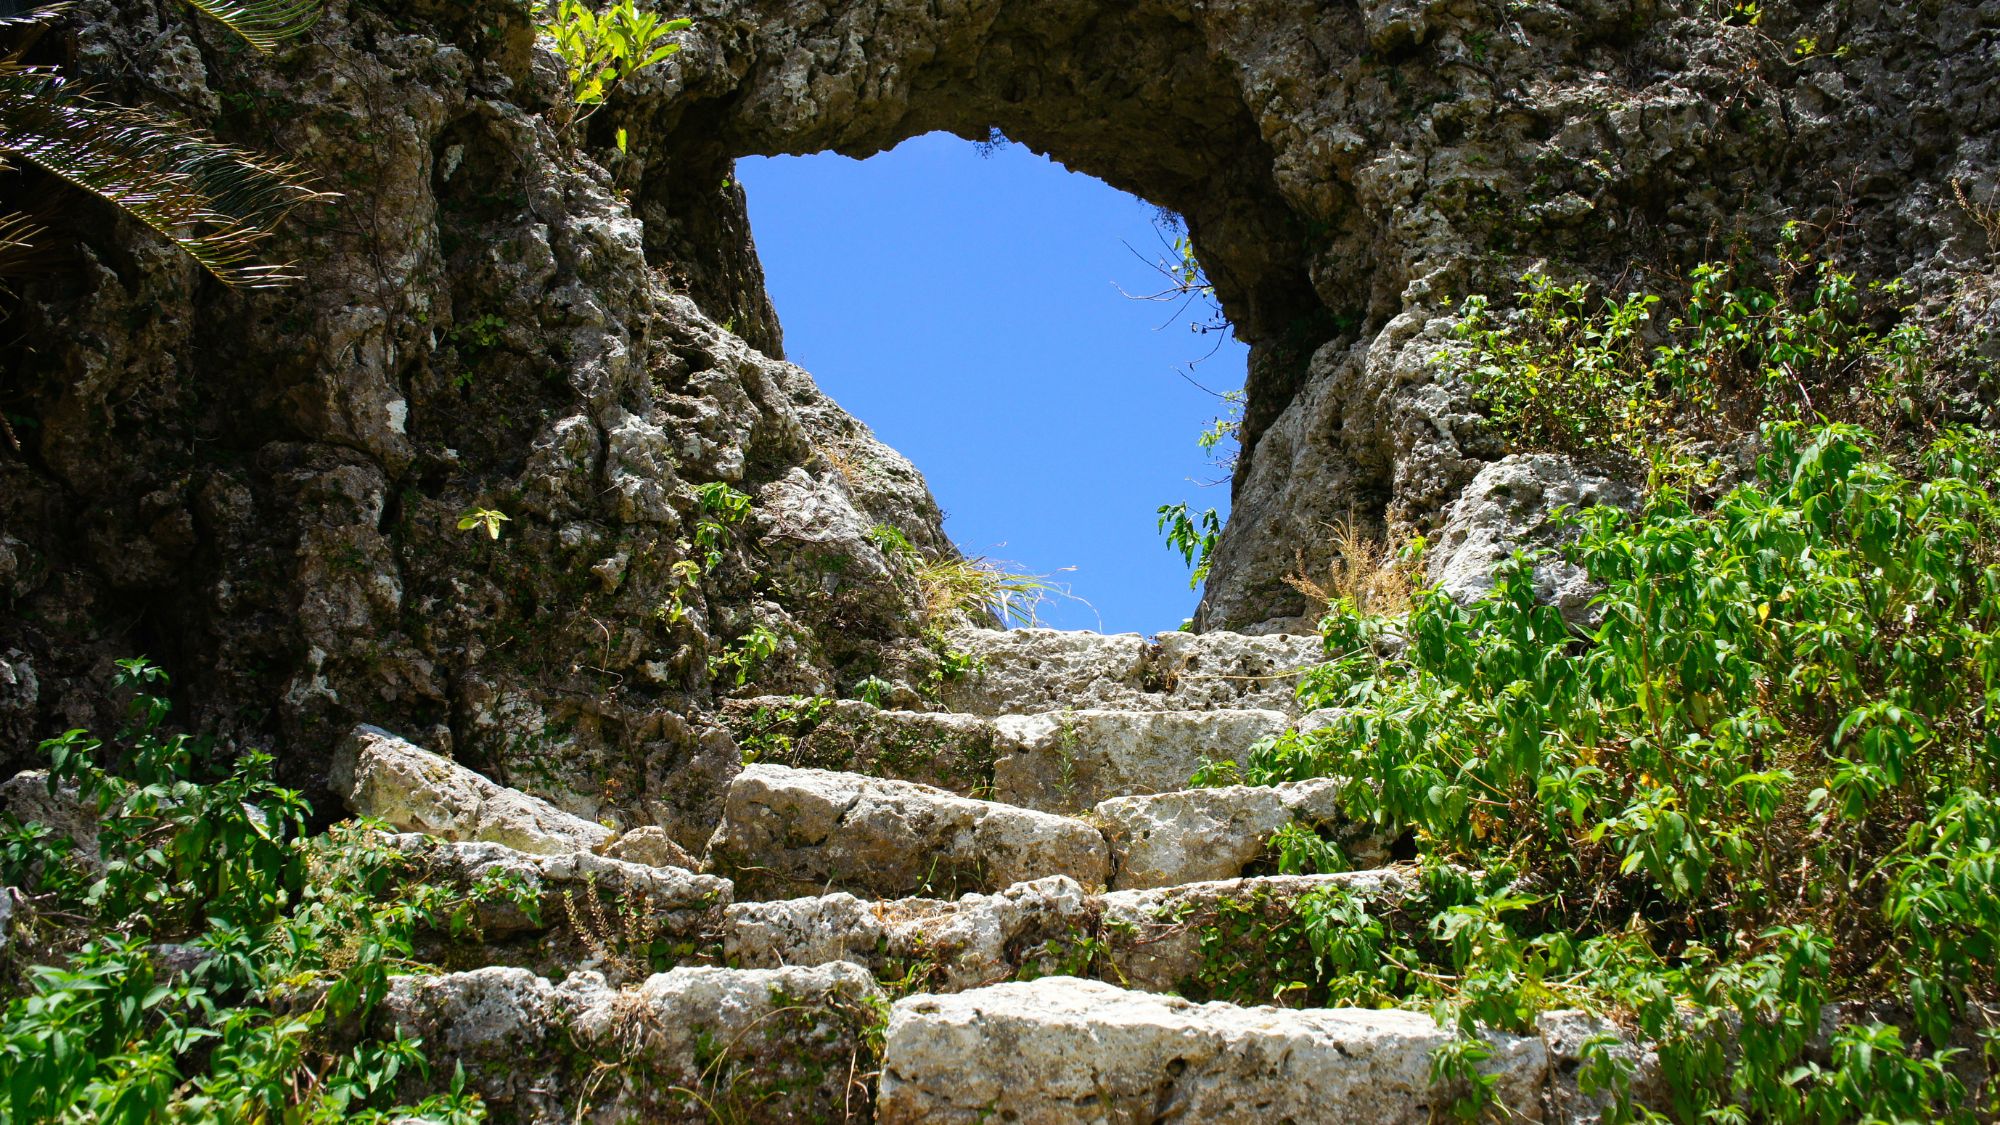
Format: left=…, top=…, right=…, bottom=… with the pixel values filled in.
left=0, top=65, right=337, bottom=287
left=0, top=209, right=46, bottom=278
left=173, top=0, right=320, bottom=51
left=0, top=2, right=68, bottom=34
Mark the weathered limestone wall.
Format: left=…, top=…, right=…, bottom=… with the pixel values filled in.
left=1, top=0, right=1995, bottom=822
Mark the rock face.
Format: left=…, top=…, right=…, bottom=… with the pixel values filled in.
left=379, top=962, right=885, bottom=1123
left=1427, top=454, right=1643, bottom=620
left=703, top=764, right=1113, bottom=899
left=876, top=976, right=1548, bottom=1124
left=3, top=0, right=1992, bottom=806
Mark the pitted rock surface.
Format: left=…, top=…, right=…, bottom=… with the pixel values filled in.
left=331, top=726, right=616, bottom=857
left=991, top=708, right=1290, bottom=814
left=703, top=764, right=1112, bottom=900
left=381, top=961, right=885, bottom=1123
left=937, top=628, right=1323, bottom=716
left=726, top=875, right=1092, bottom=991
left=1095, top=778, right=1382, bottom=890
left=876, top=976, right=1548, bottom=1123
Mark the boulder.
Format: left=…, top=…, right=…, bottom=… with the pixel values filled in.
left=1426, top=454, right=1640, bottom=624
left=0, top=769, right=100, bottom=867
left=876, top=976, right=1548, bottom=1123
left=1095, top=779, right=1378, bottom=890
left=726, top=876, right=1092, bottom=991
left=704, top=765, right=1110, bottom=900
left=600, top=825, right=698, bottom=870
left=329, top=725, right=613, bottom=857
left=1099, top=870, right=1414, bottom=993
left=381, top=961, right=886, bottom=1124
left=990, top=708, right=1289, bottom=814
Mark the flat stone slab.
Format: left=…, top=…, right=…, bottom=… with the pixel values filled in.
left=938, top=628, right=1323, bottom=716
left=876, top=976, right=1548, bottom=1123
left=726, top=875, right=1092, bottom=991
left=331, top=725, right=614, bottom=857
left=991, top=708, right=1289, bottom=814
left=382, top=961, right=885, bottom=1123
left=1099, top=869, right=1414, bottom=993
left=704, top=765, right=1111, bottom=900
left=1095, top=778, right=1382, bottom=889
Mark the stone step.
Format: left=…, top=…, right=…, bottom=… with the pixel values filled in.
left=704, top=760, right=1384, bottom=902
left=725, top=875, right=1094, bottom=993
left=702, top=764, right=1112, bottom=900
left=382, top=834, right=730, bottom=981
left=935, top=627, right=1324, bottom=716
left=875, top=976, right=1549, bottom=1124
left=724, top=869, right=1413, bottom=998
left=379, top=962, right=884, bottom=1124
left=725, top=696, right=1290, bottom=814
left=1097, top=777, right=1385, bottom=890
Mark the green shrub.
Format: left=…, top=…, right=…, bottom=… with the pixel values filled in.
left=1449, top=231, right=1969, bottom=461
left=0, top=662, right=497, bottom=1123
left=1196, top=420, right=2000, bottom=1119
left=538, top=0, right=690, bottom=143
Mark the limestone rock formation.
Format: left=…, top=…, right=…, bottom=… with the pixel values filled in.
left=876, top=976, right=1548, bottom=1123
left=1427, top=453, right=1643, bottom=621
left=5, top=0, right=1992, bottom=824
left=703, top=764, right=1112, bottom=899
left=332, top=725, right=619, bottom=856
left=378, top=961, right=886, bottom=1123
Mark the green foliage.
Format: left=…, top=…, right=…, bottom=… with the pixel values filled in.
left=538, top=0, right=689, bottom=141
left=711, top=624, right=781, bottom=687
left=455, top=507, right=510, bottom=540
left=174, top=0, right=322, bottom=51
left=1195, top=388, right=1244, bottom=466
left=0, top=662, right=491, bottom=1123
left=873, top=521, right=1063, bottom=629
left=1196, top=422, right=2000, bottom=1119
left=1450, top=236, right=1956, bottom=460
left=1156, top=502, right=1221, bottom=590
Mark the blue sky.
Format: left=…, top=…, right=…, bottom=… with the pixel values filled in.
left=738, top=132, right=1246, bottom=635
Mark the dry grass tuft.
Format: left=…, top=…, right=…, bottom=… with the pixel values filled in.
left=1282, top=519, right=1418, bottom=617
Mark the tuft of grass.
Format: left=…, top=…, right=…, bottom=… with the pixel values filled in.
left=1282, top=519, right=1420, bottom=619
left=916, top=555, right=1062, bottom=628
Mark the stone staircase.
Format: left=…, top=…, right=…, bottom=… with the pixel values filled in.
left=332, top=627, right=1633, bottom=1123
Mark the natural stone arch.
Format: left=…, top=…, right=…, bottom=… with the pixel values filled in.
left=615, top=0, right=1373, bottom=628
left=608, top=0, right=1993, bottom=629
